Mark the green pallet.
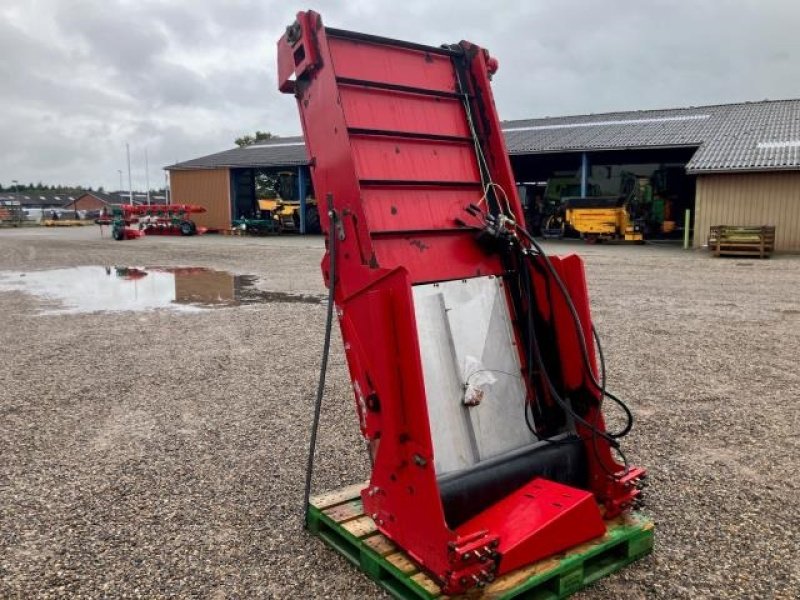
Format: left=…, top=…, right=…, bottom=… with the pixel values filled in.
left=308, top=483, right=654, bottom=599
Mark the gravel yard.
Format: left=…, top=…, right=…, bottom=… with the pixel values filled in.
left=1, top=226, right=798, bottom=599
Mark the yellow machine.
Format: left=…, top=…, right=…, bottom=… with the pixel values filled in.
left=562, top=197, right=643, bottom=243
left=259, top=171, right=319, bottom=233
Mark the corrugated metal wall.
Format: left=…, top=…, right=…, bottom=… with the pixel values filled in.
left=169, top=168, right=231, bottom=230
left=694, top=172, right=800, bottom=252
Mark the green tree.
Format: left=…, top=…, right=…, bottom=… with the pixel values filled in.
left=235, top=130, right=277, bottom=147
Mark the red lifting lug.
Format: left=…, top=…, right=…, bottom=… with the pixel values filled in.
left=277, top=10, right=322, bottom=95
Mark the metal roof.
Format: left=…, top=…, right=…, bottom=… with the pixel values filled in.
left=167, top=99, right=800, bottom=174
left=502, top=111, right=709, bottom=156
left=68, top=191, right=168, bottom=206
left=0, top=192, right=72, bottom=207
left=502, top=99, right=800, bottom=173
left=168, top=136, right=308, bottom=170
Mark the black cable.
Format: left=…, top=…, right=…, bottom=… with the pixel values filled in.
left=453, top=119, right=635, bottom=473
left=522, top=266, right=620, bottom=449
left=514, top=223, right=634, bottom=440
left=302, top=206, right=337, bottom=527
left=508, top=241, right=616, bottom=455
left=588, top=321, right=632, bottom=477
left=518, top=247, right=567, bottom=444
left=592, top=324, right=633, bottom=438
left=517, top=230, right=633, bottom=474
left=485, top=217, right=633, bottom=474
left=594, top=323, right=607, bottom=392
left=468, top=206, right=632, bottom=431
left=519, top=254, right=551, bottom=439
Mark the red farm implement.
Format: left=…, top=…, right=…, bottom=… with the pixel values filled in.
left=110, top=204, right=207, bottom=240
left=279, top=11, right=649, bottom=596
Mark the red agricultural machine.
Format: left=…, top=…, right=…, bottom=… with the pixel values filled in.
left=280, top=11, right=649, bottom=596
left=108, top=204, right=207, bottom=240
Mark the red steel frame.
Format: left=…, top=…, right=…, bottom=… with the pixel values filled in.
left=278, top=12, right=644, bottom=594
left=116, top=204, right=207, bottom=239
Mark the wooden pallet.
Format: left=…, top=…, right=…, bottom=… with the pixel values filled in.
left=708, top=225, right=775, bottom=258
left=220, top=228, right=246, bottom=236
left=308, top=483, right=654, bottom=599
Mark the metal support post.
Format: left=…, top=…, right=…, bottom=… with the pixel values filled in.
left=298, top=165, right=307, bottom=234
left=580, top=152, right=589, bottom=198
left=683, top=209, right=691, bottom=249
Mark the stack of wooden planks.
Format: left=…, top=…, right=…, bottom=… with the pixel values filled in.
left=708, top=225, right=776, bottom=258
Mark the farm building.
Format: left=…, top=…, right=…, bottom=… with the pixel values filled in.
left=166, top=138, right=310, bottom=232
left=63, top=191, right=167, bottom=212
left=0, top=191, right=166, bottom=218
left=63, top=191, right=121, bottom=212
left=0, top=191, right=74, bottom=211
left=166, top=98, right=800, bottom=250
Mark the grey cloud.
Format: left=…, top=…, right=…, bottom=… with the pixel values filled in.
left=1, top=0, right=800, bottom=190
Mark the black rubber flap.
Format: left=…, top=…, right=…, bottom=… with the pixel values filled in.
left=438, top=435, right=589, bottom=528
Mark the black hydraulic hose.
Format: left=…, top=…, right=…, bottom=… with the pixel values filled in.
left=302, top=208, right=337, bottom=527
left=520, top=245, right=629, bottom=475
left=592, top=323, right=633, bottom=438
left=594, top=323, right=607, bottom=392
left=514, top=223, right=634, bottom=439
left=524, top=278, right=620, bottom=448
left=503, top=221, right=633, bottom=475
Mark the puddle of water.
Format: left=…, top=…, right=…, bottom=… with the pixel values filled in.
left=0, top=266, right=323, bottom=314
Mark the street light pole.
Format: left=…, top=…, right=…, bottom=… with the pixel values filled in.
left=145, top=148, right=151, bottom=206
left=126, top=143, right=133, bottom=205
left=117, top=169, right=123, bottom=196
left=164, top=171, right=170, bottom=205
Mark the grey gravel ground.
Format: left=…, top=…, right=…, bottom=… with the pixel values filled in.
left=1, top=227, right=798, bottom=599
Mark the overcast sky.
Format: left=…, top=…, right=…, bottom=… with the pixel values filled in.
left=1, top=0, right=799, bottom=191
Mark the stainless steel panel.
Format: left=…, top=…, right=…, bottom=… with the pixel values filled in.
left=413, top=276, right=534, bottom=475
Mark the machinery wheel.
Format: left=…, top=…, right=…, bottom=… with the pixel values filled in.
left=179, top=220, right=196, bottom=236
left=112, top=227, right=125, bottom=241
left=542, top=214, right=565, bottom=239
left=305, top=205, right=321, bottom=233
